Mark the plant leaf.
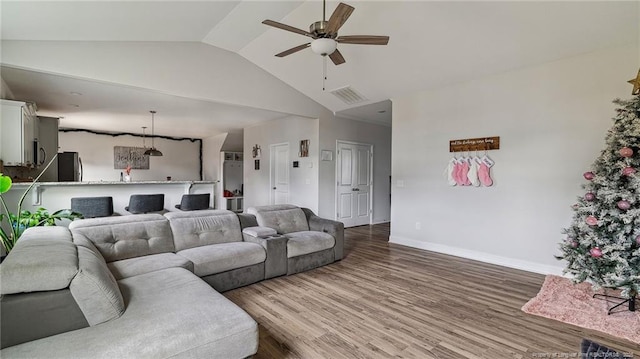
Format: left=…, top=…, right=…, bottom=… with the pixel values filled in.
left=0, top=175, right=12, bottom=194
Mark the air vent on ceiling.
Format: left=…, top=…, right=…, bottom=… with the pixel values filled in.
left=329, top=86, right=367, bottom=105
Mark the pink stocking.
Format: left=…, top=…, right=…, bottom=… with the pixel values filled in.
left=478, top=163, right=493, bottom=186
left=460, top=161, right=471, bottom=186
left=453, top=161, right=466, bottom=186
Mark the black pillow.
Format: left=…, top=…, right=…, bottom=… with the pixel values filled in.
left=581, top=339, right=622, bottom=358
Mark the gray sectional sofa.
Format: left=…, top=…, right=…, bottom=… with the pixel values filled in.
left=0, top=206, right=343, bottom=358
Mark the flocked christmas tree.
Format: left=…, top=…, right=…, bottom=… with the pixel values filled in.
left=558, top=78, right=640, bottom=312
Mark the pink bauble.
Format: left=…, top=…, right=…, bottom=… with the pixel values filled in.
left=585, top=216, right=598, bottom=226
left=623, top=167, right=636, bottom=176
left=590, top=247, right=603, bottom=258
left=619, top=147, right=634, bottom=158
left=584, top=193, right=596, bottom=201
left=570, top=241, right=578, bottom=248
left=617, top=200, right=631, bottom=210
left=583, top=172, right=595, bottom=180
left=635, top=235, right=640, bottom=245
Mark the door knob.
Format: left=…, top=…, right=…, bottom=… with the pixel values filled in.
left=273, top=187, right=277, bottom=190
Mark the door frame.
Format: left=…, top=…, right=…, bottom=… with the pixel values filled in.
left=335, top=140, right=374, bottom=225
left=269, top=142, right=290, bottom=205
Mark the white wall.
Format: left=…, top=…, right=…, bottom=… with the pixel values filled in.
left=243, top=115, right=319, bottom=213
left=202, top=132, right=227, bottom=182
left=318, top=118, right=392, bottom=223
left=59, top=131, right=200, bottom=181
left=390, top=43, right=639, bottom=274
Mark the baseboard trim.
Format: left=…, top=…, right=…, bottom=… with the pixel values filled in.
left=388, top=235, right=564, bottom=276
left=371, top=220, right=390, bottom=225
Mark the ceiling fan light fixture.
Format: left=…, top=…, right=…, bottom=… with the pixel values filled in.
left=311, top=38, right=337, bottom=56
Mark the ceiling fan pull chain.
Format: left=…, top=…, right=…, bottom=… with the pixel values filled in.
left=323, top=56, right=328, bottom=91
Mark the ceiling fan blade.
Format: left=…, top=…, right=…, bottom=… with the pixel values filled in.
left=325, top=3, right=355, bottom=35
left=336, top=35, right=389, bottom=45
left=329, top=49, right=346, bottom=65
left=262, top=20, right=315, bottom=39
left=275, top=43, right=311, bottom=57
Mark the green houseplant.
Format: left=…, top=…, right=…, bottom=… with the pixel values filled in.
left=0, top=156, right=83, bottom=253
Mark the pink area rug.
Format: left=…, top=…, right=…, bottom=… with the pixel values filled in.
left=522, top=275, right=640, bottom=344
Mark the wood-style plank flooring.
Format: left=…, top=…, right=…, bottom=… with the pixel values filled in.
left=225, top=224, right=640, bottom=358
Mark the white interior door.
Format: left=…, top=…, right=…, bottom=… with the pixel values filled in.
left=336, top=141, right=372, bottom=227
left=270, top=143, right=290, bottom=205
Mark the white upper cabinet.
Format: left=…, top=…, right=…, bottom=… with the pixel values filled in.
left=1, top=99, right=37, bottom=166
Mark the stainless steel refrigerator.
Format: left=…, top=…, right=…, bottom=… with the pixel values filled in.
left=57, top=152, right=82, bottom=181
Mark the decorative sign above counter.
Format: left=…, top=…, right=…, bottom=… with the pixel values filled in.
left=449, top=136, right=500, bottom=152
left=114, top=146, right=149, bottom=169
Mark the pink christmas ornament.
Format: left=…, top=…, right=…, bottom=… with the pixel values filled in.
left=619, top=147, right=634, bottom=158
left=635, top=235, right=640, bottom=245
left=584, top=193, right=596, bottom=201
left=570, top=241, right=578, bottom=248
left=585, top=216, right=598, bottom=226
left=583, top=172, right=595, bottom=180
left=589, top=247, right=603, bottom=258
left=617, top=200, right=631, bottom=210
left=622, top=167, right=636, bottom=176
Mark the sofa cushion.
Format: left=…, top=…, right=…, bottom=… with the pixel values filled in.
left=285, top=231, right=335, bottom=258
left=165, top=210, right=244, bottom=251
left=69, top=246, right=125, bottom=326
left=247, top=204, right=309, bottom=234
left=1, top=228, right=78, bottom=295
left=108, top=253, right=194, bottom=280
left=0, top=268, right=259, bottom=359
left=177, top=242, right=266, bottom=277
left=69, top=214, right=174, bottom=262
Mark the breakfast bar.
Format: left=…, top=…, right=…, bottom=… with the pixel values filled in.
left=3, top=180, right=217, bottom=216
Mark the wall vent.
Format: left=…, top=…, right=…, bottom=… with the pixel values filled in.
left=329, top=86, right=367, bottom=105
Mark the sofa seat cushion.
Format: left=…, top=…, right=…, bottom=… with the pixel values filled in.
left=107, top=253, right=194, bottom=280
left=285, top=231, right=335, bottom=258
left=177, top=242, right=266, bottom=277
left=0, top=268, right=259, bottom=359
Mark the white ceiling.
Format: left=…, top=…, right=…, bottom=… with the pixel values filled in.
left=1, top=66, right=289, bottom=138
left=1, top=1, right=638, bottom=137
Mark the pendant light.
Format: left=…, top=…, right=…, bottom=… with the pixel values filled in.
left=144, top=110, right=163, bottom=156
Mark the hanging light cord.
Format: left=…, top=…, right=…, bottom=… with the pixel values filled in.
left=150, top=111, right=156, bottom=149
left=323, top=56, right=327, bottom=91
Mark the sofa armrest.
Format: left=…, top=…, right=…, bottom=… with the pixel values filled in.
left=301, top=208, right=344, bottom=261
left=243, top=232, right=288, bottom=279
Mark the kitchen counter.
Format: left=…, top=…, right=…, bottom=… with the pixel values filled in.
left=3, top=180, right=218, bottom=215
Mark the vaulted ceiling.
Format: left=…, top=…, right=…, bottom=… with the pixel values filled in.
left=1, top=1, right=638, bottom=138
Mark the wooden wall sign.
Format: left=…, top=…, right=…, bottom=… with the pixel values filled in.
left=449, top=136, right=500, bottom=152
left=114, top=146, right=149, bottom=169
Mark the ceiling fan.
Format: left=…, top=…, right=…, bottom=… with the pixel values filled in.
left=262, top=0, right=389, bottom=66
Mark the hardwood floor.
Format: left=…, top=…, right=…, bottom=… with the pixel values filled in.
left=225, top=224, right=639, bottom=358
